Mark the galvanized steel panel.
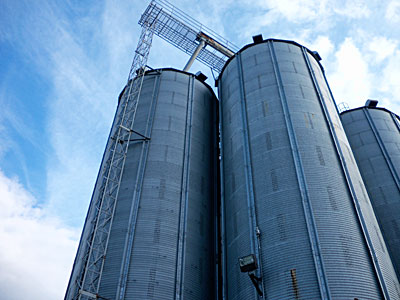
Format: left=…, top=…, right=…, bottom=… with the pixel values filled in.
left=341, top=107, right=400, bottom=282
left=69, top=68, right=218, bottom=300
left=219, top=40, right=400, bottom=300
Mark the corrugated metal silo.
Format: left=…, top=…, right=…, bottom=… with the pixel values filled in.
left=341, top=103, right=400, bottom=280
left=218, top=39, right=400, bottom=299
left=66, top=68, right=218, bottom=300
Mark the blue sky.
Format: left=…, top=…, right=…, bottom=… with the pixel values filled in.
left=1, top=0, right=400, bottom=298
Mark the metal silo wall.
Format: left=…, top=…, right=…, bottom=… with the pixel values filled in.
left=341, top=107, right=400, bottom=281
left=69, top=68, right=218, bottom=300
left=219, top=40, right=400, bottom=300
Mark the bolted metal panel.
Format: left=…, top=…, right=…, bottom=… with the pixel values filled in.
left=341, top=106, right=400, bottom=281
left=68, top=68, right=218, bottom=300
left=219, top=39, right=400, bottom=300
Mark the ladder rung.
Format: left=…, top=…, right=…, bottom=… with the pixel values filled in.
left=79, top=290, right=97, bottom=298
left=119, top=125, right=133, bottom=132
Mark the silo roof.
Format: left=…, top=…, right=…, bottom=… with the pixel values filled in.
left=340, top=106, right=400, bottom=120
left=118, top=67, right=216, bottom=103
left=219, top=38, right=325, bottom=76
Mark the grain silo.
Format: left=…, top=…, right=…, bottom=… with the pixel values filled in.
left=341, top=101, right=400, bottom=280
left=218, top=38, right=400, bottom=299
left=65, top=68, right=218, bottom=300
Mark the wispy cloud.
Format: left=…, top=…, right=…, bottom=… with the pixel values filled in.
left=333, top=0, right=371, bottom=18
left=0, top=79, right=48, bottom=195
left=0, top=0, right=147, bottom=226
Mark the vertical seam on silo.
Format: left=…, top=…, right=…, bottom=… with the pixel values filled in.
left=213, top=94, right=219, bottom=300
left=390, top=112, right=400, bottom=133
left=175, top=74, right=194, bottom=299
left=236, top=52, right=264, bottom=299
left=116, top=73, right=161, bottom=300
left=218, top=80, right=227, bottom=300
left=181, top=75, right=195, bottom=296
left=303, top=49, right=391, bottom=300
left=268, top=41, right=331, bottom=300
left=364, top=109, right=400, bottom=192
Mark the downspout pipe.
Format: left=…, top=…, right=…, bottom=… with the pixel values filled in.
left=183, top=39, right=206, bottom=72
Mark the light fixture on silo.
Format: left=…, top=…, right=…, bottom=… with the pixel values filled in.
left=238, top=254, right=263, bottom=297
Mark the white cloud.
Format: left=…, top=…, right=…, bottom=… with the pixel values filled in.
left=240, top=0, right=371, bottom=27
left=193, top=0, right=238, bottom=38
left=308, top=35, right=335, bottom=60
left=0, top=170, right=79, bottom=299
left=333, top=0, right=371, bottom=18
left=385, top=0, right=400, bottom=22
left=235, top=0, right=327, bottom=39
left=266, top=0, right=326, bottom=21
left=342, top=31, right=400, bottom=112
left=378, top=49, right=400, bottom=111
left=368, top=36, right=398, bottom=63
left=327, top=37, right=372, bottom=108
